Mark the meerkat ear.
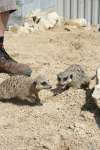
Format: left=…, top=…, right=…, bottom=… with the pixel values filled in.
left=33, top=81, right=37, bottom=87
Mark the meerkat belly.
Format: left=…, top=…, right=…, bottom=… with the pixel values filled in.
left=16, top=85, right=31, bottom=98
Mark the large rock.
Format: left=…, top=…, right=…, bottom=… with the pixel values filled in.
left=9, top=11, right=61, bottom=33
left=64, top=18, right=88, bottom=27
left=92, top=68, right=100, bottom=99
left=34, top=11, right=61, bottom=30
left=92, top=84, right=100, bottom=99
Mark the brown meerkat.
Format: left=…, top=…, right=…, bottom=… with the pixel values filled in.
left=52, top=64, right=94, bottom=95
left=0, top=75, right=52, bottom=105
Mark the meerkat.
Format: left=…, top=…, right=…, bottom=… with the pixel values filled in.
left=0, top=75, right=52, bottom=105
left=52, top=64, right=91, bottom=95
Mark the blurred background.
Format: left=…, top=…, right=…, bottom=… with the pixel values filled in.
left=9, top=0, right=56, bottom=25
left=9, top=0, right=100, bottom=25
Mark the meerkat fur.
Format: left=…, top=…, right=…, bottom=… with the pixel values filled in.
left=0, top=75, right=51, bottom=104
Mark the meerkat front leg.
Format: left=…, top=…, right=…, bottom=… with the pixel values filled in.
left=34, top=92, right=41, bottom=104
left=28, top=95, right=42, bottom=105
left=20, top=96, right=35, bottom=104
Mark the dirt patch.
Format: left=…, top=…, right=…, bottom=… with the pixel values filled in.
left=0, top=25, right=100, bottom=150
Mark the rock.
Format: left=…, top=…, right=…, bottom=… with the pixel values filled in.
left=38, top=12, right=61, bottom=30
left=18, top=26, right=30, bottom=33
left=64, top=18, right=88, bottom=27
left=92, top=85, right=100, bottom=99
left=92, top=68, right=100, bottom=99
left=26, top=11, right=61, bottom=31
left=8, top=25, right=20, bottom=33
left=23, top=22, right=30, bottom=28
left=9, top=11, right=61, bottom=33
left=9, top=22, right=35, bottom=33
left=47, top=12, right=60, bottom=26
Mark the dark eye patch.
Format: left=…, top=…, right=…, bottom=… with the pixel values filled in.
left=63, top=76, right=68, bottom=81
left=57, top=76, right=61, bottom=81
left=70, top=74, right=73, bottom=79
left=41, top=82, right=47, bottom=86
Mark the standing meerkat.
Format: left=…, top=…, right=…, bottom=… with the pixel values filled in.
left=0, top=75, right=52, bottom=105
left=52, top=64, right=91, bottom=95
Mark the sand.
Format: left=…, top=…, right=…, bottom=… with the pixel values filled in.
left=0, top=25, right=100, bottom=150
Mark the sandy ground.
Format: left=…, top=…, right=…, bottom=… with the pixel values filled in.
left=0, top=25, right=100, bottom=150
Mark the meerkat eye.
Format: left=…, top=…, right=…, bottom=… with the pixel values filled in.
left=63, top=77, right=68, bottom=81
left=70, top=74, right=73, bottom=79
left=57, top=76, right=61, bottom=81
left=41, top=82, right=47, bottom=86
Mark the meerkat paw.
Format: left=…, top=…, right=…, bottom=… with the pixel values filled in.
left=35, top=98, right=43, bottom=106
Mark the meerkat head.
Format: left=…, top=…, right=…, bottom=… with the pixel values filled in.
left=57, top=71, right=73, bottom=89
left=33, top=75, right=52, bottom=91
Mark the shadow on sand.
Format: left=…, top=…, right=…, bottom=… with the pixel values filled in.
left=81, top=89, right=100, bottom=128
left=52, top=86, right=100, bottom=128
left=0, top=98, right=43, bottom=107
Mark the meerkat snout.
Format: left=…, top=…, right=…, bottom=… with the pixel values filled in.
left=57, top=73, right=73, bottom=89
